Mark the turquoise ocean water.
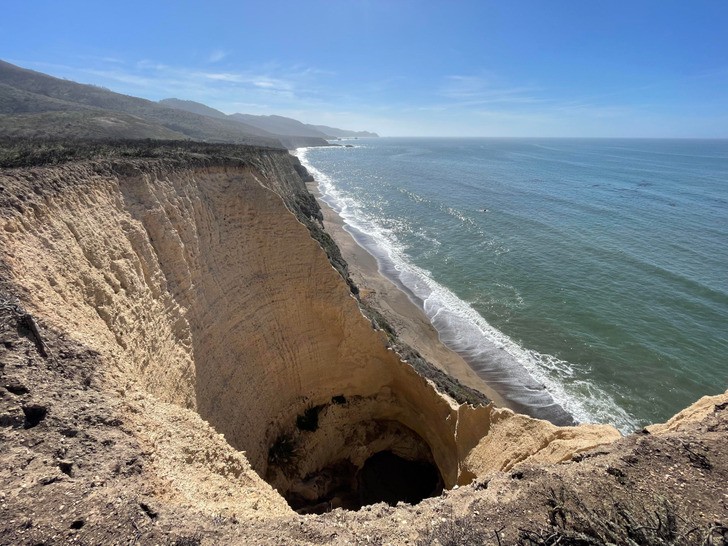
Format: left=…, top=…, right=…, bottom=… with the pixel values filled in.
left=297, top=138, right=728, bottom=432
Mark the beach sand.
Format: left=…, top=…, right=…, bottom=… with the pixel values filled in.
left=308, top=181, right=508, bottom=408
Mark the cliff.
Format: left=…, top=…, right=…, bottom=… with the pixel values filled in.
left=0, top=141, right=725, bottom=544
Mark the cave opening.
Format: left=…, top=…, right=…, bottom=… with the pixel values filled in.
left=358, top=451, right=443, bottom=507
left=286, top=450, right=444, bottom=515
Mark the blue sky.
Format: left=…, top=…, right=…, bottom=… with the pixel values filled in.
left=2, top=1, right=728, bottom=137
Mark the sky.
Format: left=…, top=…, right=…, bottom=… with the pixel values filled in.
left=2, top=0, right=728, bottom=137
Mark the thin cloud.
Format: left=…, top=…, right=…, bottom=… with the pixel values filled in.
left=84, top=69, right=159, bottom=88
left=428, top=73, right=643, bottom=126
left=252, top=78, right=292, bottom=91
left=28, top=57, right=336, bottom=110
left=202, top=72, right=245, bottom=82
left=77, top=54, right=126, bottom=65
left=136, top=59, right=170, bottom=71
left=551, top=102, right=635, bottom=118
left=438, top=74, right=547, bottom=109
left=208, top=49, right=228, bottom=63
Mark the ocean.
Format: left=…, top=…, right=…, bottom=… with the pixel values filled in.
left=296, top=138, right=728, bottom=433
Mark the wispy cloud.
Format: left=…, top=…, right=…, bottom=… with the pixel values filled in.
left=84, top=69, right=160, bottom=88
left=23, top=57, right=332, bottom=112
left=136, top=59, right=171, bottom=71
left=201, top=72, right=244, bottom=82
left=208, top=49, right=228, bottom=63
left=551, top=101, right=635, bottom=118
left=416, top=72, right=642, bottom=127
left=77, top=54, right=126, bottom=65
left=440, top=74, right=545, bottom=107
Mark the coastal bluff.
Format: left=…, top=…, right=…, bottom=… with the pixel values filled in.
left=1, top=141, right=725, bottom=544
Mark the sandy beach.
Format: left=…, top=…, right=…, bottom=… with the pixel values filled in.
left=307, top=180, right=508, bottom=408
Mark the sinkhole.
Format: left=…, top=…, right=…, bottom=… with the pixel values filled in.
left=2, top=157, right=488, bottom=522
left=264, top=405, right=446, bottom=514
left=284, top=451, right=443, bottom=514
left=281, top=449, right=444, bottom=514
left=358, top=451, right=443, bottom=507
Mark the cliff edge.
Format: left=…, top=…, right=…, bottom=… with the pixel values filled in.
left=1, top=140, right=725, bottom=545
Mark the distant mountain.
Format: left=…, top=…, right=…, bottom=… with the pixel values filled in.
left=158, top=98, right=228, bottom=120
left=0, top=82, right=91, bottom=114
left=0, top=60, right=281, bottom=146
left=160, top=98, right=379, bottom=141
left=229, top=114, right=330, bottom=138
left=0, top=60, right=378, bottom=147
left=309, top=124, right=379, bottom=138
left=157, top=100, right=330, bottom=148
left=231, top=116, right=379, bottom=139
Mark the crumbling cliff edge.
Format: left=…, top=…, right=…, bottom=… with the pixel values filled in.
left=1, top=141, right=726, bottom=545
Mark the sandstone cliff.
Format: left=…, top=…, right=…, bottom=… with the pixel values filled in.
left=0, top=141, right=725, bottom=544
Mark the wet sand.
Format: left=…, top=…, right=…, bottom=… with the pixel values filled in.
left=307, top=181, right=507, bottom=407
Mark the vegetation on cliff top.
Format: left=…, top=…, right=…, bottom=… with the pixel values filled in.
left=0, top=138, right=280, bottom=168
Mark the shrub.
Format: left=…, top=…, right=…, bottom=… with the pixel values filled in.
left=268, top=433, right=297, bottom=466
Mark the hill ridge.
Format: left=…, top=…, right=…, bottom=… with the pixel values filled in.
left=0, top=60, right=376, bottom=147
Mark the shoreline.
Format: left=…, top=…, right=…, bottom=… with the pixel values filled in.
left=306, top=180, right=509, bottom=408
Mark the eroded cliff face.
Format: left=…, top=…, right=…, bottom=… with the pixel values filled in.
left=1, top=144, right=621, bottom=518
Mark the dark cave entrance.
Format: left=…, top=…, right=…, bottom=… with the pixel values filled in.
left=358, top=451, right=443, bottom=507
left=287, top=450, right=444, bottom=514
